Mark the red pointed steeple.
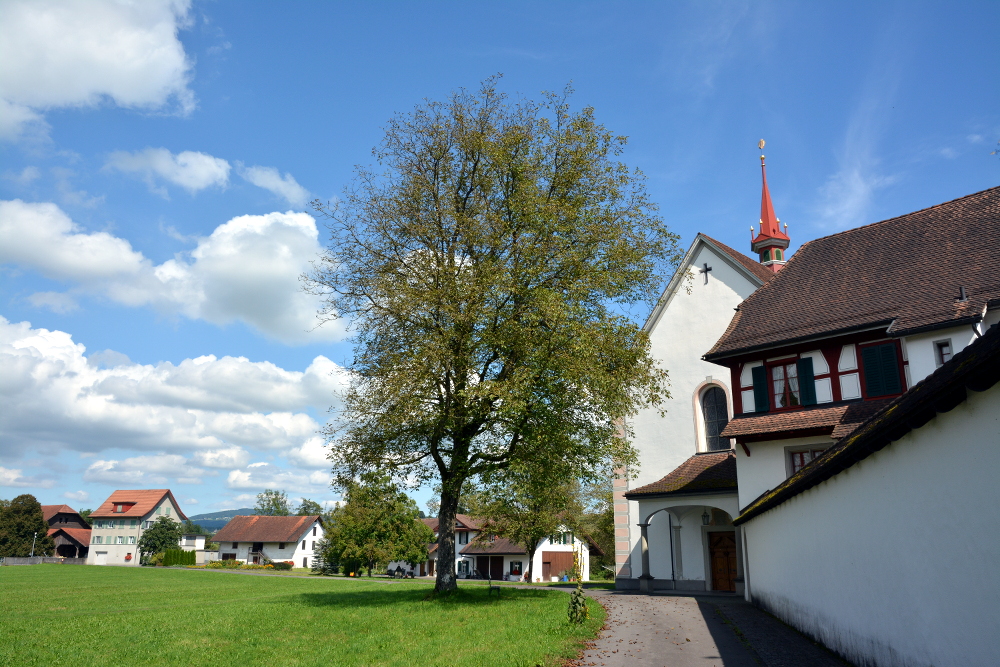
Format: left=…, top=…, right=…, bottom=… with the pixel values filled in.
left=750, top=151, right=790, bottom=272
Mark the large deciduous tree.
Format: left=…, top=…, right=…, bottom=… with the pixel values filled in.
left=306, top=77, right=679, bottom=592
left=0, top=494, right=55, bottom=557
left=254, top=489, right=291, bottom=516
left=137, top=516, right=182, bottom=562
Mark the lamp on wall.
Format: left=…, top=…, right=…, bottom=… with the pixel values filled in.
left=702, top=510, right=711, bottom=526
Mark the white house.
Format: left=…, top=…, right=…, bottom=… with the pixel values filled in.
left=615, top=224, right=775, bottom=592
left=86, top=489, right=186, bottom=566
left=389, top=514, right=481, bottom=577
left=211, top=515, right=323, bottom=568
left=461, top=527, right=598, bottom=582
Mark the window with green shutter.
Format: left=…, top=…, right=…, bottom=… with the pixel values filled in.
left=797, top=357, right=817, bottom=405
left=861, top=342, right=902, bottom=397
left=751, top=365, right=770, bottom=412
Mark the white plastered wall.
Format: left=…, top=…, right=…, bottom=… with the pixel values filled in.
left=735, top=435, right=836, bottom=510
left=625, top=240, right=762, bottom=578
left=741, top=383, right=1000, bottom=667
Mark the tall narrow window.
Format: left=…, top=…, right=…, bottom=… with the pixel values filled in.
left=701, top=386, right=730, bottom=450
left=935, top=340, right=952, bottom=366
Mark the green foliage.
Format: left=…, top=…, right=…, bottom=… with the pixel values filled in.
left=78, top=509, right=93, bottom=526
left=254, top=489, right=291, bottom=516
left=1, top=566, right=604, bottom=665
left=578, top=477, right=615, bottom=578
left=567, top=550, right=589, bottom=623
left=0, top=494, right=56, bottom=557
left=138, top=516, right=182, bottom=562
left=206, top=559, right=242, bottom=569
left=320, top=472, right=434, bottom=576
left=296, top=498, right=323, bottom=516
left=305, top=76, right=679, bottom=591
left=272, top=561, right=294, bottom=570
left=162, top=549, right=196, bottom=566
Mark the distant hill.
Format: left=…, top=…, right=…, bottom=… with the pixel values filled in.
left=188, top=508, right=254, bottom=533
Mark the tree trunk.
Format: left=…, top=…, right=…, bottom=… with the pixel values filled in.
left=434, top=479, right=460, bottom=593
left=525, top=543, right=537, bottom=583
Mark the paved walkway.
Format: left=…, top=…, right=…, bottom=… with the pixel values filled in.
left=571, top=590, right=850, bottom=667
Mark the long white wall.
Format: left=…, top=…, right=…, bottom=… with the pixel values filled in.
left=742, top=383, right=1000, bottom=667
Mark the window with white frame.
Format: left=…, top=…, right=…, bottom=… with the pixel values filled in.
left=457, top=531, right=469, bottom=545
left=701, top=386, right=730, bottom=450
left=935, top=339, right=953, bottom=367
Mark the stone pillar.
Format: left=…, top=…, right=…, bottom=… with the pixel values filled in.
left=637, top=522, right=654, bottom=593
left=672, top=522, right=684, bottom=581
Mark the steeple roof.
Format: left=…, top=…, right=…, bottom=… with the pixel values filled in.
left=752, top=156, right=790, bottom=248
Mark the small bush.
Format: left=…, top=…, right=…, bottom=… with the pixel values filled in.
left=272, top=561, right=293, bottom=571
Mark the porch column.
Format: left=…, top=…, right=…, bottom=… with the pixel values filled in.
left=637, top=522, right=654, bottom=593
left=672, top=523, right=683, bottom=580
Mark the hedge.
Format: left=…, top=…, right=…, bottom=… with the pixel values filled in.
left=163, top=549, right=196, bottom=566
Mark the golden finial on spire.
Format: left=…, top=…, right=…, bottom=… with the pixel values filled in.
left=758, top=139, right=766, bottom=164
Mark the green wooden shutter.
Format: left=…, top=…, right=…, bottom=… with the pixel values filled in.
left=751, top=365, right=769, bottom=412
left=879, top=344, right=902, bottom=395
left=797, top=357, right=817, bottom=405
left=862, top=343, right=901, bottom=397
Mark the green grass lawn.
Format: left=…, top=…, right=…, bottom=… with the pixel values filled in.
left=0, top=565, right=604, bottom=667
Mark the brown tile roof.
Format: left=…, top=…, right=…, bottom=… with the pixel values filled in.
left=460, top=537, right=527, bottom=556
left=47, top=527, right=92, bottom=546
left=41, top=504, right=77, bottom=522
left=700, top=234, right=776, bottom=285
left=211, top=515, right=321, bottom=543
left=625, top=451, right=737, bottom=498
left=735, top=321, right=1000, bottom=526
left=89, top=489, right=188, bottom=520
left=421, top=514, right=481, bottom=532
left=720, top=399, right=892, bottom=441
left=705, top=187, right=1000, bottom=360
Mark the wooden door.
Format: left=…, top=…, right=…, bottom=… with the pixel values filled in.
left=542, top=561, right=551, bottom=580
left=419, top=561, right=425, bottom=576
left=709, top=532, right=737, bottom=592
left=489, top=556, right=504, bottom=580
left=541, top=551, right=575, bottom=580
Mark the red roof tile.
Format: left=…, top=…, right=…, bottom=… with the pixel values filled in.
left=212, top=515, right=320, bottom=543
left=626, top=451, right=737, bottom=498
left=48, top=527, right=92, bottom=546
left=460, top=537, right=527, bottom=556
left=706, top=187, right=1000, bottom=360
left=41, top=504, right=77, bottom=522
left=720, top=400, right=892, bottom=441
left=421, top=514, right=481, bottom=532
left=89, top=489, right=188, bottom=520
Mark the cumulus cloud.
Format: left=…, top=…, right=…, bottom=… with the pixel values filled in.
left=0, top=0, right=195, bottom=140
left=0, top=317, right=346, bottom=461
left=84, top=454, right=206, bottom=485
left=0, top=465, right=56, bottom=488
left=239, top=164, right=310, bottom=208
left=226, top=463, right=330, bottom=493
left=286, top=436, right=331, bottom=469
left=106, top=148, right=231, bottom=195
left=0, top=200, right=344, bottom=344
left=63, top=490, right=90, bottom=502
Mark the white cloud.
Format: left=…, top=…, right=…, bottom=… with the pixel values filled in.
left=63, top=490, right=89, bottom=501
left=27, top=291, right=79, bottom=314
left=106, top=148, right=231, bottom=195
left=185, top=498, right=198, bottom=504
left=0, top=0, right=194, bottom=140
left=286, top=436, right=330, bottom=469
left=0, top=465, right=56, bottom=488
left=0, top=200, right=344, bottom=344
left=3, top=166, right=41, bottom=185
left=193, top=446, right=251, bottom=469
left=239, top=164, right=310, bottom=208
left=0, top=317, right=345, bottom=461
left=225, top=463, right=330, bottom=493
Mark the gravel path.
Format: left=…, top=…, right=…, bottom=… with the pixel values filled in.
left=571, top=590, right=850, bottom=667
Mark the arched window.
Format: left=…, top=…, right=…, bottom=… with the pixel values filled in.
left=701, top=386, right=730, bottom=451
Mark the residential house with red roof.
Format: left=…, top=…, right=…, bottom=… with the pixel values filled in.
left=86, top=489, right=187, bottom=566
left=615, top=156, right=783, bottom=594
left=211, top=515, right=323, bottom=568
left=392, top=514, right=601, bottom=581
left=42, top=504, right=91, bottom=559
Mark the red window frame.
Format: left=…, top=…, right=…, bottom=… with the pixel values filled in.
left=766, top=357, right=802, bottom=411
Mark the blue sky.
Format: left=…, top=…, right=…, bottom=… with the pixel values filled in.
left=1, top=0, right=997, bottom=515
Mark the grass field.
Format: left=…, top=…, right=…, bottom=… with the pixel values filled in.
left=0, top=565, right=605, bottom=666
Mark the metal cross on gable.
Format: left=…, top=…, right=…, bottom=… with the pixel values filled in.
left=699, top=262, right=713, bottom=284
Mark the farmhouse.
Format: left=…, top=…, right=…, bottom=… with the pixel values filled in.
left=462, top=529, right=600, bottom=582
left=211, top=515, right=322, bottom=568
left=390, top=514, right=480, bottom=577
left=86, top=489, right=187, bottom=566
left=42, top=504, right=91, bottom=559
